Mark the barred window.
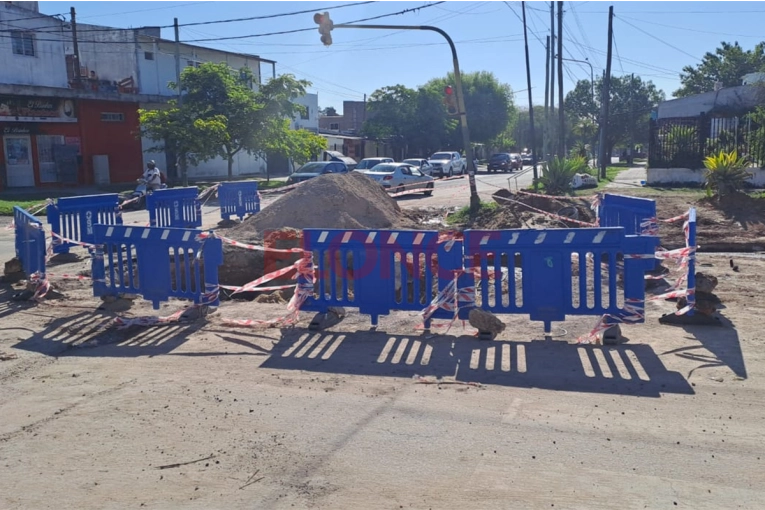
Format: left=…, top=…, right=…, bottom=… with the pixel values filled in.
left=11, top=31, right=35, bottom=57
left=101, top=112, right=125, bottom=122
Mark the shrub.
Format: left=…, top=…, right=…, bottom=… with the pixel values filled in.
left=537, top=156, right=588, bottom=195
left=703, top=150, right=752, bottom=198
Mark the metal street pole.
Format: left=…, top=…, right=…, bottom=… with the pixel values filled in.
left=333, top=23, right=480, bottom=211
left=559, top=55, right=596, bottom=166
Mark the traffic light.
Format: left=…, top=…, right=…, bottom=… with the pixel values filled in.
left=443, top=85, right=458, bottom=115
left=314, top=12, right=334, bottom=46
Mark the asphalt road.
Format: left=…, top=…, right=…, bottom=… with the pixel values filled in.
left=0, top=165, right=533, bottom=265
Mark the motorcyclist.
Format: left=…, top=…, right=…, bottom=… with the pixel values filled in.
left=142, top=160, right=162, bottom=192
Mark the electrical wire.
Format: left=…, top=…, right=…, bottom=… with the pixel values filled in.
left=76, top=2, right=214, bottom=20
left=503, top=1, right=546, bottom=50
left=617, top=15, right=765, bottom=39
left=612, top=30, right=625, bottom=76
left=616, top=15, right=702, bottom=62
left=569, top=2, right=601, bottom=68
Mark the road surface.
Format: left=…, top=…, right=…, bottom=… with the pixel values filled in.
left=0, top=165, right=535, bottom=265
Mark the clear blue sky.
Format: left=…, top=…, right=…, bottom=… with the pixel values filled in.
left=39, top=1, right=765, bottom=113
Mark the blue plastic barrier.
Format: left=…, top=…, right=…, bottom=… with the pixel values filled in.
left=218, top=181, right=261, bottom=221
left=147, top=187, right=202, bottom=228
left=46, top=194, right=122, bottom=254
left=598, top=193, right=660, bottom=269
left=91, top=224, right=222, bottom=309
left=300, top=229, right=471, bottom=326
left=685, top=208, right=697, bottom=317
left=598, top=193, right=658, bottom=236
left=13, top=206, right=46, bottom=277
left=463, top=227, right=658, bottom=334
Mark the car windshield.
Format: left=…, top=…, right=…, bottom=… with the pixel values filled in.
left=491, top=154, right=509, bottom=160
left=296, top=162, right=327, bottom=173
left=356, top=160, right=381, bottom=169
left=431, top=153, right=451, bottom=160
left=403, top=159, right=420, bottom=165
left=370, top=164, right=397, bottom=173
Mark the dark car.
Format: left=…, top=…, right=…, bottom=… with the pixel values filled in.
left=287, top=161, right=348, bottom=184
left=487, top=153, right=517, bottom=173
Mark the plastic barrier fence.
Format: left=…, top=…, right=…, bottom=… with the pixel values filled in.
left=218, top=181, right=261, bottom=221
left=147, top=187, right=202, bottom=228
left=46, top=194, right=122, bottom=254
left=13, top=206, right=46, bottom=277
left=597, top=193, right=658, bottom=235
left=300, top=229, right=471, bottom=327
left=92, top=224, right=222, bottom=309
left=463, top=227, right=658, bottom=334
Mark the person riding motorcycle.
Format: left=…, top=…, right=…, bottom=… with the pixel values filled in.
left=142, top=160, right=163, bottom=192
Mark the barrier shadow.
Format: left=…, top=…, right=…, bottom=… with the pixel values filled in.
left=659, top=313, right=746, bottom=379
left=11, top=311, right=204, bottom=358
left=261, top=330, right=694, bottom=397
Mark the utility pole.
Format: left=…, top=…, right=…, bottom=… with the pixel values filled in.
left=628, top=72, right=634, bottom=165
left=174, top=17, right=188, bottom=186
left=598, top=6, right=614, bottom=178
left=549, top=1, right=555, bottom=159
left=70, top=7, right=81, bottom=84
left=557, top=1, right=564, bottom=158
left=522, top=2, right=538, bottom=189
left=543, top=35, right=550, bottom=164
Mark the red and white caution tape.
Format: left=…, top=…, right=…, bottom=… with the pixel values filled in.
left=220, top=259, right=303, bottom=295
left=221, top=256, right=315, bottom=328
left=111, top=286, right=220, bottom=329
left=197, top=231, right=305, bottom=254
left=50, top=231, right=100, bottom=250
left=29, top=272, right=51, bottom=301
left=577, top=298, right=645, bottom=345
left=493, top=192, right=598, bottom=227
left=660, top=210, right=690, bottom=223
left=420, top=269, right=475, bottom=333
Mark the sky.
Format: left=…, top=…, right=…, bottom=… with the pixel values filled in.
left=38, top=1, right=765, bottom=114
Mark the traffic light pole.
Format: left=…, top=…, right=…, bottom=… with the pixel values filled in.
left=333, top=24, right=480, bottom=212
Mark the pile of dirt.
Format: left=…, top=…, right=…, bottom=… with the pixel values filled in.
left=491, top=189, right=597, bottom=225
left=227, top=172, right=415, bottom=242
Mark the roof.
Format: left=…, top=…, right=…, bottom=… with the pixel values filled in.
left=658, top=85, right=764, bottom=119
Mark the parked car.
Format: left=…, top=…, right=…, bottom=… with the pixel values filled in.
left=521, top=152, right=533, bottom=164
left=287, top=161, right=348, bottom=184
left=487, top=153, right=518, bottom=173
left=402, top=158, right=433, bottom=175
left=509, top=153, right=523, bottom=169
left=427, top=151, right=465, bottom=178
left=358, top=162, right=434, bottom=196
left=354, top=157, right=393, bottom=171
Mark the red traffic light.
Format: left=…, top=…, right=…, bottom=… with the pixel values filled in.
left=313, top=13, right=324, bottom=24
left=444, top=85, right=453, bottom=95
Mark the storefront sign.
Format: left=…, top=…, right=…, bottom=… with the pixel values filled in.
left=2, top=125, right=38, bottom=135
left=65, top=136, right=82, bottom=154
left=0, top=96, right=77, bottom=123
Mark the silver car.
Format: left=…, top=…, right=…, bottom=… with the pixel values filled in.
left=402, top=158, right=433, bottom=176
left=359, top=162, right=435, bottom=196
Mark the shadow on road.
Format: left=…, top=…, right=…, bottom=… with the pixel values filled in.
left=261, top=329, right=693, bottom=397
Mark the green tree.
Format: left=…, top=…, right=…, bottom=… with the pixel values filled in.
left=321, top=106, right=338, bottom=116
left=424, top=71, right=516, bottom=146
left=565, top=75, right=665, bottom=161
left=263, top=119, right=327, bottom=172
left=674, top=42, right=765, bottom=98
left=362, top=85, right=418, bottom=158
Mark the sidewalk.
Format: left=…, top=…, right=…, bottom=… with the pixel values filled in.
left=605, top=163, right=647, bottom=189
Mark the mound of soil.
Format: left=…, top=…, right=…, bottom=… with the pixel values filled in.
left=491, top=189, right=597, bottom=225
left=228, top=172, right=415, bottom=242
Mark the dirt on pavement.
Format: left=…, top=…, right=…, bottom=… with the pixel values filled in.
left=1, top=249, right=765, bottom=508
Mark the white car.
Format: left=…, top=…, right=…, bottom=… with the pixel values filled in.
left=354, top=157, right=393, bottom=171
left=402, top=158, right=433, bottom=176
left=427, top=151, right=465, bottom=178
left=359, top=162, right=435, bottom=196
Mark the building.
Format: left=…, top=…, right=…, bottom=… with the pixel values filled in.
left=291, top=93, right=319, bottom=133
left=0, top=1, right=286, bottom=188
left=0, top=2, right=161, bottom=189
left=318, top=100, right=367, bottom=134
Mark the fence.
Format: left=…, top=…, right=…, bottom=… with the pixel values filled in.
left=598, top=193, right=660, bottom=270
left=300, top=229, right=471, bottom=327
left=92, top=224, right=222, bottom=309
left=463, top=227, right=658, bottom=335
left=649, top=111, right=765, bottom=169
left=46, top=194, right=122, bottom=254
left=147, top=187, right=202, bottom=228
left=13, top=206, right=46, bottom=278
left=218, top=181, right=261, bottom=221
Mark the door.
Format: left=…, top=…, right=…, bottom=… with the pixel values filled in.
left=3, top=135, right=35, bottom=187
left=36, top=135, right=65, bottom=183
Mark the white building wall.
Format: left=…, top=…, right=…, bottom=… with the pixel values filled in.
left=187, top=153, right=267, bottom=179
left=136, top=38, right=262, bottom=96
left=291, top=93, right=319, bottom=132
left=73, top=25, right=138, bottom=86
left=0, top=4, right=68, bottom=87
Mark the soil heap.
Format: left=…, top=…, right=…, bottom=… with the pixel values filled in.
left=228, top=172, right=413, bottom=242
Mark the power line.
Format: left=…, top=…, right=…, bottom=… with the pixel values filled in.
left=0, top=1, right=377, bottom=34
left=616, top=16, right=703, bottom=62
left=618, top=15, right=765, bottom=39
left=0, top=11, right=67, bottom=23
left=503, top=1, right=545, bottom=49
left=565, top=39, right=680, bottom=76
left=76, top=2, right=214, bottom=20
left=612, top=30, right=625, bottom=75
left=568, top=2, right=601, bottom=68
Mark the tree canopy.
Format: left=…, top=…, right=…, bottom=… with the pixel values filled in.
left=674, top=41, right=765, bottom=97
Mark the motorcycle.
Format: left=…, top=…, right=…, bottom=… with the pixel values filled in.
left=119, top=178, right=167, bottom=210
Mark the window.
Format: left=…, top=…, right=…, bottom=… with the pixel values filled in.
left=329, top=122, right=339, bottom=130
left=101, top=112, right=125, bottom=122
left=11, top=31, right=35, bottom=56
left=186, top=60, right=201, bottom=68
left=300, top=107, right=309, bottom=120
left=144, top=51, right=154, bottom=60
